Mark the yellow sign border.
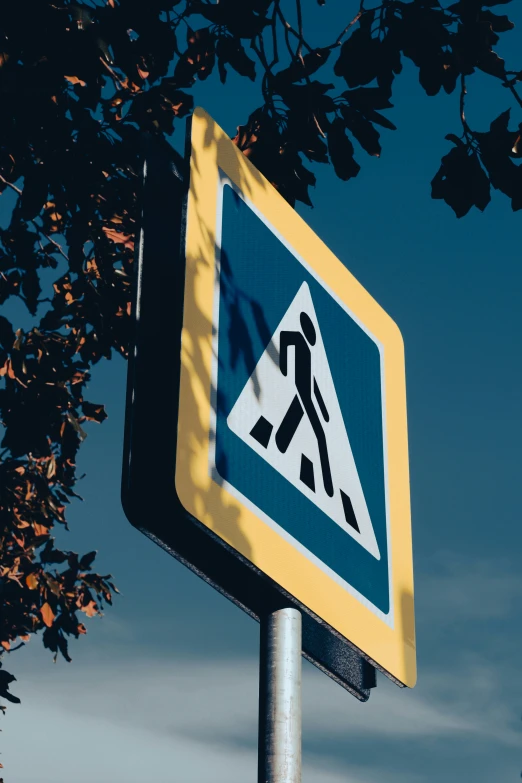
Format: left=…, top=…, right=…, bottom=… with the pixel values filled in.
left=176, top=107, right=416, bottom=687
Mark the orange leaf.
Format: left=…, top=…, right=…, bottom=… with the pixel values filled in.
left=86, top=258, right=101, bottom=279
left=121, top=77, right=140, bottom=93
left=1, top=640, right=10, bottom=651
left=78, top=623, right=87, bottom=634
left=81, top=600, right=98, bottom=618
left=26, top=573, right=38, bottom=590
left=33, top=523, right=49, bottom=536
left=102, top=226, right=134, bottom=250
left=65, top=75, right=86, bottom=87
left=19, top=634, right=30, bottom=641
left=40, top=602, right=55, bottom=627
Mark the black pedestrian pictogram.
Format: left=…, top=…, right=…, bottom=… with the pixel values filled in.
left=246, top=308, right=364, bottom=534
left=228, top=283, right=380, bottom=558
left=275, top=312, right=334, bottom=498
left=299, top=453, right=315, bottom=492
left=340, top=490, right=360, bottom=533
left=250, top=415, right=273, bottom=448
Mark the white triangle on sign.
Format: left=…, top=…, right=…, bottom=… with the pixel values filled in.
left=227, top=282, right=380, bottom=560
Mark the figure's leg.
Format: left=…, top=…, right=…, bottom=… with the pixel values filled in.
left=303, top=401, right=334, bottom=497
left=275, top=395, right=304, bottom=453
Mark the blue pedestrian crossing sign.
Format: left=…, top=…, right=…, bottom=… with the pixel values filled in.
left=153, top=108, right=415, bottom=689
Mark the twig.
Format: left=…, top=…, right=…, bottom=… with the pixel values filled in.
left=269, top=1, right=279, bottom=70
left=506, top=81, right=522, bottom=112
left=32, top=220, right=70, bottom=262
left=332, top=2, right=370, bottom=48
left=296, top=0, right=304, bottom=59
left=168, top=7, right=190, bottom=45
left=459, top=74, right=466, bottom=125
left=275, top=5, right=313, bottom=55
left=0, top=173, right=22, bottom=196
left=99, top=56, right=127, bottom=91
left=312, top=113, right=326, bottom=138
left=282, top=12, right=294, bottom=60
left=251, top=35, right=276, bottom=108
left=459, top=74, right=472, bottom=140
left=36, top=228, right=70, bottom=262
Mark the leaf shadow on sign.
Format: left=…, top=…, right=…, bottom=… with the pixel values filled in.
left=177, top=164, right=247, bottom=564
left=178, top=134, right=282, bottom=566
left=400, top=589, right=415, bottom=648
left=178, top=211, right=250, bottom=562
left=198, top=106, right=275, bottom=213
left=219, top=244, right=279, bottom=402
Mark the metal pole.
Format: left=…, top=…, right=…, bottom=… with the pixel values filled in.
left=258, top=608, right=302, bottom=783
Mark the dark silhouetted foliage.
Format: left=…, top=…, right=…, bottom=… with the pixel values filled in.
left=0, top=0, right=520, bottom=774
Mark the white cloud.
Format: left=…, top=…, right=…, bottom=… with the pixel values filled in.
left=3, top=647, right=520, bottom=783
left=3, top=702, right=254, bottom=783
left=307, top=660, right=521, bottom=748
left=417, top=553, right=522, bottom=623
left=0, top=678, right=388, bottom=783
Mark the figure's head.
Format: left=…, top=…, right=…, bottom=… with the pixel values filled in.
left=300, top=312, right=316, bottom=345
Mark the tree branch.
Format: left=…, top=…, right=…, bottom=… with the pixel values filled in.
left=268, top=1, right=279, bottom=70
left=275, top=4, right=313, bottom=56
left=99, top=56, right=128, bottom=91
left=332, top=2, right=370, bottom=48
left=0, top=173, right=22, bottom=196
left=35, top=227, right=70, bottom=262
left=459, top=74, right=472, bottom=141
left=296, top=0, right=304, bottom=59
left=505, top=81, right=522, bottom=112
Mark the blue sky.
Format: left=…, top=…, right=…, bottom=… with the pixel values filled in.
left=2, top=2, right=522, bottom=781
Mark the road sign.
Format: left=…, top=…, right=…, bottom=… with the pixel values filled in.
left=122, top=108, right=416, bottom=695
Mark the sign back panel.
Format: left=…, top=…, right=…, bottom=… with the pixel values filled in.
left=123, top=109, right=416, bottom=695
